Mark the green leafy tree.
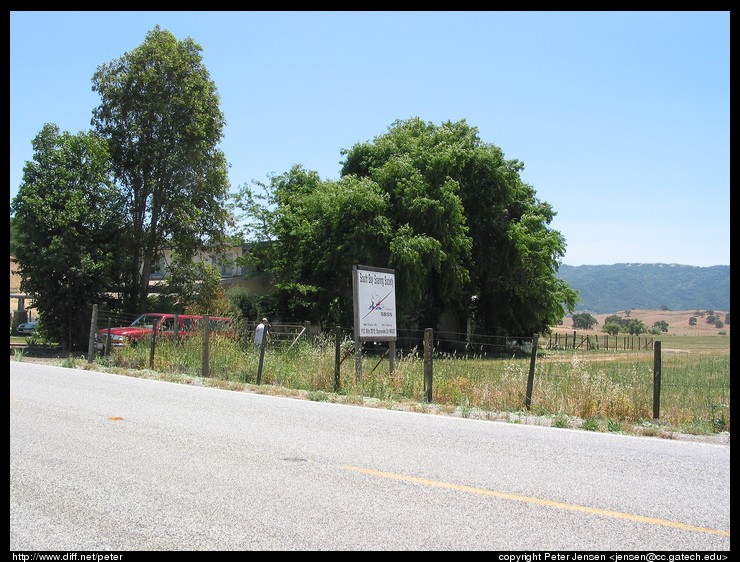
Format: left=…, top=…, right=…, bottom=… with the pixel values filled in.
left=236, top=166, right=394, bottom=326
left=605, top=314, right=626, bottom=326
left=571, top=313, right=598, bottom=330
left=226, top=286, right=267, bottom=323
left=340, top=118, right=576, bottom=336
left=91, top=25, right=232, bottom=313
left=602, top=314, right=640, bottom=336
left=235, top=118, right=577, bottom=335
left=652, top=320, right=669, bottom=333
left=10, top=124, right=126, bottom=351
left=164, top=253, right=224, bottom=314
left=688, top=316, right=697, bottom=326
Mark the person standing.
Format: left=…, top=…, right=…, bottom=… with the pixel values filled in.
left=254, top=318, right=270, bottom=347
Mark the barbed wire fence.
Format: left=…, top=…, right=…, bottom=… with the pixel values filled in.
left=84, top=305, right=729, bottom=432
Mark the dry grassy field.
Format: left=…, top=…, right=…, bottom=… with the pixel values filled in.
left=555, top=309, right=730, bottom=337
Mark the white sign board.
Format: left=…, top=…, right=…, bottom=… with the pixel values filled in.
left=353, top=265, right=397, bottom=342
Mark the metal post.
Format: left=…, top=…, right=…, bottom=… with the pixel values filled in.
left=256, top=327, right=266, bottom=385
left=104, top=318, right=112, bottom=356
left=202, top=314, right=210, bottom=378
left=149, top=322, right=157, bottom=370
left=334, top=326, right=341, bottom=393
left=354, top=336, right=362, bottom=384
left=423, top=328, right=433, bottom=402
left=653, top=341, right=662, bottom=422
left=525, top=334, right=539, bottom=410
left=87, top=304, right=98, bottom=363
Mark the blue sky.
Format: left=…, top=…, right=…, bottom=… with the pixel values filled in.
left=10, top=11, right=730, bottom=267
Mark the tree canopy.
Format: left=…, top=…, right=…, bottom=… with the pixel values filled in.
left=236, top=118, right=577, bottom=336
left=572, top=313, right=598, bottom=330
left=340, top=118, right=576, bottom=336
left=91, top=25, right=232, bottom=312
left=10, top=124, right=126, bottom=351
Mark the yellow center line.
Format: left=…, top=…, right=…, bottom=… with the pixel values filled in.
left=340, top=465, right=729, bottom=538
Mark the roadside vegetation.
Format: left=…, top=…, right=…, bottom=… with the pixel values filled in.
left=37, top=330, right=728, bottom=440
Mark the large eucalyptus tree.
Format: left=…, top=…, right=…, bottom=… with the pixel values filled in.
left=91, top=25, right=231, bottom=312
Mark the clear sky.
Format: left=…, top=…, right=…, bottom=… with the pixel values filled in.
left=9, top=11, right=730, bottom=267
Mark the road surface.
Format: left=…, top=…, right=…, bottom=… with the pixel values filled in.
left=10, top=362, right=730, bottom=551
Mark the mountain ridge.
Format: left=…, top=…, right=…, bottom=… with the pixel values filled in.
left=557, top=263, right=730, bottom=314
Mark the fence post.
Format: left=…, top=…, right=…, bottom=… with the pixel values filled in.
left=174, top=312, right=180, bottom=345
left=87, top=304, right=98, bottom=363
left=525, top=334, right=539, bottom=411
left=354, top=334, right=363, bottom=384
left=256, top=322, right=267, bottom=385
left=148, top=322, right=157, bottom=370
left=334, top=326, right=341, bottom=393
left=104, top=317, right=112, bottom=356
left=423, top=328, right=433, bottom=402
left=653, top=341, right=662, bottom=422
left=202, top=314, right=210, bottom=378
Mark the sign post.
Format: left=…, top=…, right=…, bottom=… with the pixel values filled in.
left=353, top=265, right=397, bottom=383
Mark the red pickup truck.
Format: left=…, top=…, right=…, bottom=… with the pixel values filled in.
left=96, top=313, right=235, bottom=350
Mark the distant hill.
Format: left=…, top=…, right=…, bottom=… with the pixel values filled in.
left=557, top=263, right=730, bottom=314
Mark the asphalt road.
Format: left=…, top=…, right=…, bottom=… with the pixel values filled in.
left=10, top=362, right=730, bottom=551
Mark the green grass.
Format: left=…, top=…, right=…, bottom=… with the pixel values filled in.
left=70, top=331, right=732, bottom=438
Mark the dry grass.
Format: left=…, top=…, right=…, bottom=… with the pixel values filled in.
left=555, top=309, right=730, bottom=337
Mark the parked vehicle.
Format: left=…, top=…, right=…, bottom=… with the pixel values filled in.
left=96, top=313, right=235, bottom=350
left=16, top=321, right=38, bottom=335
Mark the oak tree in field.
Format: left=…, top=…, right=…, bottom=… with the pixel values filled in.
left=653, top=320, right=669, bottom=333
left=572, top=313, right=598, bottom=330
left=91, top=25, right=232, bottom=313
